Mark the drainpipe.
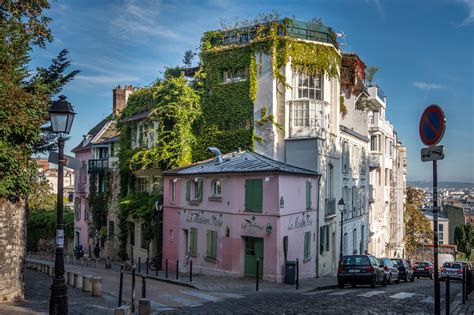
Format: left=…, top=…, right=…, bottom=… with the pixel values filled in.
left=315, top=175, right=322, bottom=278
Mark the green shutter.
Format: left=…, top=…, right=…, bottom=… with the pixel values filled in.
left=206, top=230, right=211, bottom=257
left=190, top=228, right=197, bottom=255
left=245, top=179, right=263, bottom=213
left=306, top=180, right=312, bottom=210
left=254, top=179, right=262, bottom=212
left=304, top=231, right=311, bottom=260
left=319, top=226, right=324, bottom=254
left=198, top=180, right=203, bottom=201
left=185, top=181, right=190, bottom=201
left=211, top=231, right=217, bottom=259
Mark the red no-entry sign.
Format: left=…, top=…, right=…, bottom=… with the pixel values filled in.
left=419, top=105, right=446, bottom=146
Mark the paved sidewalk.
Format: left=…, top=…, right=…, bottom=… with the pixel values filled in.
left=450, top=290, right=474, bottom=314
left=28, top=256, right=338, bottom=294
left=0, top=269, right=117, bottom=315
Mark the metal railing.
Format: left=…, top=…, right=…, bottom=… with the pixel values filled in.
left=325, top=198, right=336, bottom=217
left=88, top=159, right=108, bottom=173
left=376, top=86, right=385, bottom=101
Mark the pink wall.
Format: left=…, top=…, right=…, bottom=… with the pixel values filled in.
left=74, top=150, right=91, bottom=253
left=162, top=172, right=320, bottom=282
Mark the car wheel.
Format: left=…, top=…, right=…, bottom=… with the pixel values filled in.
left=404, top=275, right=408, bottom=282
left=338, top=281, right=344, bottom=289
left=430, top=273, right=434, bottom=280
left=387, top=274, right=392, bottom=285
left=382, top=275, right=387, bottom=287
left=395, top=275, right=400, bottom=284
left=370, top=276, right=376, bottom=288
left=350, top=282, right=356, bottom=288
left=410, top=276, right=415, bottom=282
left=417, top=276, right=420, bottom=279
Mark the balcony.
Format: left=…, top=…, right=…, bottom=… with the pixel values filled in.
left=325, top=198, right=336, bottom=217
left=368, top=152, right=381, bottom=169
left=288, top=99, right=330, bottom=138
left=367, top=85, right=386, bottom=109
left=88, top=159, right=108, bottom=174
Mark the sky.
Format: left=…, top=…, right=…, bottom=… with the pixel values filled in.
left=30, top=0, right=474, bottom=183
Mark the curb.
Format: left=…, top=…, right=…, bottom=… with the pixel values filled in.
left=315, top=284, right=338, bottom=290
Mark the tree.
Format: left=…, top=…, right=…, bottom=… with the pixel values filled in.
left=27, top=174, right=56, bottom=211
left=182, top=49, right=196, bottom=68
left=366, top=66, right=379, bottom=86
left=454, top=225, right=474, bottom=260
left=404, top=187, right=432, bottom=256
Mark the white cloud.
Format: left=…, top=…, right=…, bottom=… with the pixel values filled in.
left=458, top=0, right=474, bottom=26
left=412, top=81, right=447, bottom=90
left=109, top=0, right=182, bottom=40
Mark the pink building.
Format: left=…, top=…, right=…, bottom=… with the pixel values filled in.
left=162, top=150, right=320, bottom=282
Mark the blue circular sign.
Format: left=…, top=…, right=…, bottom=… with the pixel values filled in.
left=419, top=104, right=446, bottom=146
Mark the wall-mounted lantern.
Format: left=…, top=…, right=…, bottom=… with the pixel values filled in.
left=225, top=226, right=230, bottom=237
left=266, top=223, right=272, bottom=233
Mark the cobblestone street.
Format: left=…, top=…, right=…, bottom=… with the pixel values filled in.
left=168, top=278, right=462, bottom=314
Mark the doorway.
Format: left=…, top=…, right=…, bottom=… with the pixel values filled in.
left=244, top=237, right=263, bottom=278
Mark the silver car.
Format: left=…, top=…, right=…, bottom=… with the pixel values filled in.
left=440, top=261, right=464, bottom=281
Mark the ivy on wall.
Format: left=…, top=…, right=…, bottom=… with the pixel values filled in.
left=88, top=170, right=111, bottom=237
left=340, top=95, right=347, bottom=117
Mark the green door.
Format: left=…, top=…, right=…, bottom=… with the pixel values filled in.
left=244, top=237, right=264, bottom=278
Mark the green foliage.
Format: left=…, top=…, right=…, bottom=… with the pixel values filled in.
left=182, top=49, right=196, bottom=68
left=27, top=208, right=74, bottom=252
left=340, top=95, right=347, bottom=117
left=404, top=187, right=432, bottom=256
left=27, top=173, right=56, bottom=211
left=366, top=66, right=379, bottom=86
left=88, top=171, right=111, bottom=233
left=455, top=224, right=474, bottom=260
left=0, top=3, right=78, bottom=200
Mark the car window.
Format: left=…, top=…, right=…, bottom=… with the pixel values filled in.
left=417, top=262, right=429, bottom=267
left=391, top=259, right=400, bottom=266
left=452, top=263, right=462, bottom=269
left=443, top=262, right=452, bottom=268
left=369, top=257, right=378, bottom=265
left=383, top=259, right=393, bottom=266
left=342, top=256, right=370, bottom=266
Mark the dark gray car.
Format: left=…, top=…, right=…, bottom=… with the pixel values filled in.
left=337, top=255, right=386, bottom=288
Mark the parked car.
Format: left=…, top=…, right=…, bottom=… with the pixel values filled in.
left=413, top=261, right=434, bottom=279
left=391, top=258, right=414, bottom=282
left=438, top=254, right=455, bottom=269
left=458, top=261, right=472, bottom=271
left=378, top=258, right=400, bottom=284
left=337, top=255, right=387, bottom=288
left=440, top=261, right=464, bottom=281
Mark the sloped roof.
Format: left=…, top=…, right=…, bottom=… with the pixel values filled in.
left=121, top=109, right=152, bottom=123
left=164, top=151, right=319, bottom=176
left=93, top=121, right=119, bottom=145
left=71, top=116, right=111, bottom=152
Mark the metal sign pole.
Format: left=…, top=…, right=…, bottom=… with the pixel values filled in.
left=433, top=159, right=440, bottom=315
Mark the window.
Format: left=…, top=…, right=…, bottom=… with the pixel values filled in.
left=389, top=140, right=393, bottom=156
left=343, top=233, right=348, bottom=255
left=353, top=229, right=357, bottom=254
left=137, top=177, right=151, bottom=193
left=108, top=221, right=115, bottom=240
left=370, top=135, right=378, bottom=151
left=84, top=199, right=89, bottom=221
left=342, top=141, right=350, bottom=174
left=360, top=148, right=367, bottom=175
left=193, top=179, right=203, bottom=201
left=152, top=176, right=162, bottom=192
left=245, top=179, right=263, bottom=213
left=68, top=192, right=74, bottom=203
left=295, top=73, right=322, bottom=100
left=360, top=225, right=365, bottom=254
left=141, top=224, right=149, bottom=250
left=306, top=180, right=312, bottom=210
left=98, top=147, right=108, bottom=159
left=98, top=174, right=106, bottom=193
left=206, top=230, right=217, bottom=259
left=352, top=186, right=358, bottom=216
left=74, top=198, right=81, bottom=220
left=110, top=142, right=115, bottom=157
left=138, top=124, right=147, bottom=147
left=223, top=68, right=247, bottom=82
left=438, top=224, right=444, bottom=244
left=304, top=231, right=311, bottom=261
left=170, top=180, right=176, bottom=203
left=291, top=101, right=327, bottom=129
left=326, top=163, right=334, bottom=199
left=212, top=179, right=222, bottom=197
left=319, top=225, right=330, bottom=254
left=190, top=228, right=198, bottom=256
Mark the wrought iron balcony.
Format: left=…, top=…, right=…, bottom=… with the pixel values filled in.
left=325, top=198, right=336, bottom=217
left=88, top=159, right=108, bottom=174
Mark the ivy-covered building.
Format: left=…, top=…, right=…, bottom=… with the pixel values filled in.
left=198, top=18, right=343, bottom=276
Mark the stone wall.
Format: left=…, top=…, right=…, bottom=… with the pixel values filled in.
left=0, top=198, right=25, bottom=302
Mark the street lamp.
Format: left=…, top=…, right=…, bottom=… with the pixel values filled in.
left=49, top=95, right=75, bottom=315
left=338, top=198, right=346, bottom=262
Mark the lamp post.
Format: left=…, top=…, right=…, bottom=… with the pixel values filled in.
left=49, top=95, right=75, bottom=315
left=338, top=198, right=346, bottom=262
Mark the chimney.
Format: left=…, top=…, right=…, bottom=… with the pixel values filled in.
left=113, top=85, right=135, bottom=117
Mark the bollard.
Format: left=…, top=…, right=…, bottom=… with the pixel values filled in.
left=92, top=277, right=102, bottom=297
left=189, top=260, right=193, bottom=283
left=463, top=268, right=466, bottom=304
left=166, top=259, right=168, bottom=278
left=466, top=268, right=469, bottom=301
left=296, top=258, right=299, bottom=290
left=67, top=271, right=75, bottom=287
left=74, top=273, right=83, bottom=289
left=138, top=298, right=151, bottom=315
left=176, top=260, right=179, bottom=280
left=146, top=257, right=149, bottom=275
left=118, top=264, right=124, bottom=307
left=446, top=276, right=450, bottom=315
left=256, top=259, right=259, bottom=291
left=139, top=257, right=141, bottom=273
left=114, top=305, right=132, bottom=315
left=142, top=275, right=146, bottom=298
left=132, top=264, right=136, bottom=313
left=83, top=275, right=93, bottom=292
left=155, top=260, right=158, bottom=277
left=50, top=267, right=55, bottom=278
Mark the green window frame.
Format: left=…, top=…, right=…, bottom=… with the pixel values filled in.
left=245, top=179, right=263, bottom=213
left=306, top=180, right=312, bottom=210
left=304, top=231, right=311, bottom=261
left=185, top=180, right=190, bottom=201
left=189, top=228, right=198, bottom=256
left=206, top=230, right=217, bottom=259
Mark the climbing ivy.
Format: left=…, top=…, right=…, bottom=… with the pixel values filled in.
left=340, top=95, right=347, bottom=117
left=88, top=170, right=111, bottom=235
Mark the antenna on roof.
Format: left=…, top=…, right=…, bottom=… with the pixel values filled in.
left=336, top=31, right=347, bottom=47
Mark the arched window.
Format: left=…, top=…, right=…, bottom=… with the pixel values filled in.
left=212, top=179, right=222, bottom=197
